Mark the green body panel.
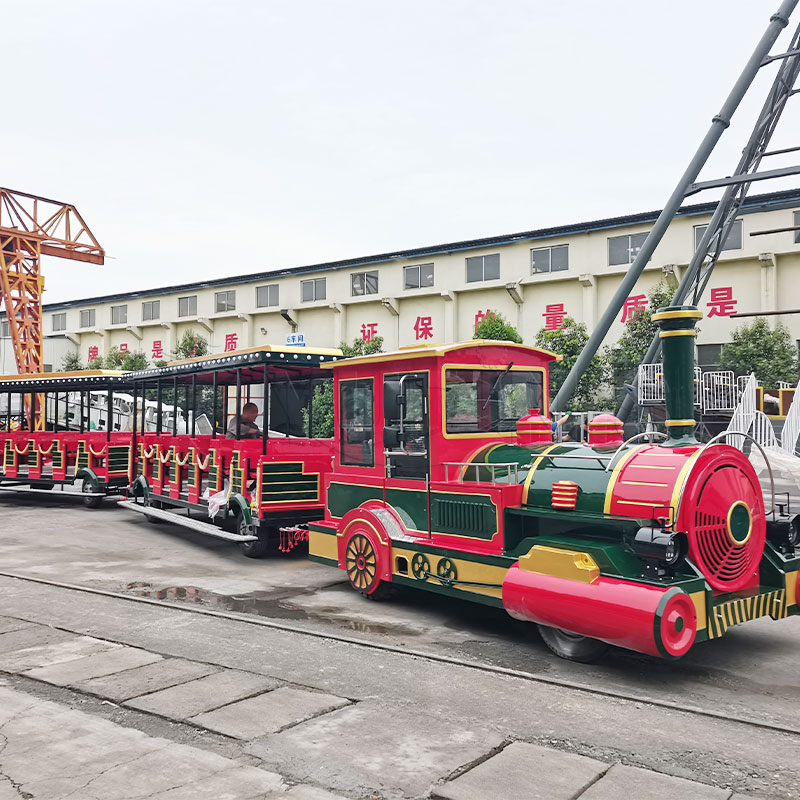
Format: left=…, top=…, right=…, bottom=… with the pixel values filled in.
left=327, top=481, right=498, bottom=540
left=524, top=443, right=614, bottom=514
left=76, top=467, right=101, bottom=489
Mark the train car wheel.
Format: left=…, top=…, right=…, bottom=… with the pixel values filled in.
left=344, top=531, right=393, bottom=600
left=537, top=625, right=609, bottom=663
left=81, top=477, right=103, bottom=509
left=238, top=518, right=273, bottom=559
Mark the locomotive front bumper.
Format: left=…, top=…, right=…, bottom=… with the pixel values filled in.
left=502, top=545, right=800, bottom=659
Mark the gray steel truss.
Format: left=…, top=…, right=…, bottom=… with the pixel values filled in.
left=550, top=0, right=800, bottom=416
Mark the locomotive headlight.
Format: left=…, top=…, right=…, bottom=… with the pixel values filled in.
left=788, top=516, right=800, bottom=547
left=633, top=527, right=687, bottom=569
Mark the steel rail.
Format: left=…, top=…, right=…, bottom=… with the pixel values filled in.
left=0, top=570, right=799, bottom=739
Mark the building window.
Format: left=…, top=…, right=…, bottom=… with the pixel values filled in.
left=178, top=295, right=197, bottom=317
left=0, top=320, right=8, bottom=338
left=79, top=309, right=95, bottom=328
left=301, top=278, right=326, bottom=302
left=531, top=245, right=568, bottom=274
left=351, top=270, right=379, bottom=297
left=794, top=211, right=800, bottom=244
left=111, top=305, right=127, bottom=325
left=52, top=312, right=66, bottom=332
left=215, top=290, right=236, bottom=313
left=697, top=344, right=723, bottom=367
left=339, top=378, right=374, bottom=466
left=256, top=284, right=279, bottom=308
left=608, top=232, right=649, bottom=266
left=466, top=254, right=500, bottom=283
left=142, top=300, right=160, bottom=321
left=404, top=263, right=434, bottom=290
left=694, top=219, right=743, bottom=251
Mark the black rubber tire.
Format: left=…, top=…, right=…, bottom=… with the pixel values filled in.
left=30, top=482, right=52, bottom=491
left=537, top=625, right=609, bottom=663
left=237, top=516, right=271, bottom=559
left=82, top=477, right=103, bottom=509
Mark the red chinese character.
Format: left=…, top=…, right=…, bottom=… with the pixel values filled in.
left=543, top=303, right=566, bottom=331
left=414, top=316, right=434, bottom=340
left=224, top=333, right=238, bottom=352
left=621, top=294, right=648, bottom=323
left=87, top=346, right=99, bottom=362
left=119, top=343, right=128, bottom=352
left=707, top=287, right=737, bottom=317
left=361, top=322, right=378, bottom=342
left=151, top=340, right=163, bottom=359
left=474, top=309, right=493, bottom=329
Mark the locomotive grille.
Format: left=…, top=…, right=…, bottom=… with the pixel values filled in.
left=685, top=462, right=764, bottom=591
left=433, top=499, right=493, bottom=534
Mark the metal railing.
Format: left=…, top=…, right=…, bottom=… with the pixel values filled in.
left=443, top=462, right=522, bottom=484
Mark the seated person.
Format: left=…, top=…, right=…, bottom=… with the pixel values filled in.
left=226, top=402, right=261, bottom=439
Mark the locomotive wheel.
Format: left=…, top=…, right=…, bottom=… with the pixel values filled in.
left=537, top=625, right=609, bottom=663
left=436, top=557, right=457, bottom=584
left=411, top=553, right=431, bottom=581
left=345, top=532, right=392, bottom=599
left=238, top=518, right=273, bottom=559
left=81, top=477, right=103, bottom=509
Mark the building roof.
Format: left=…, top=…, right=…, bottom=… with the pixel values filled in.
left=29, top=187, right=800, bottom=313
left=0, top=370, right=130, bottom=391
left=324, top=340, right=562, bottom=369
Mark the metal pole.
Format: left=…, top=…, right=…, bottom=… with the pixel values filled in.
left=156, top=379, right=162, bottom=435
left=551, top=0, right=796, bottom=413
left=132, top=383, right=138, bottom=478
left=141, top=382, right=147, bottom=434
left=191, top=374, right=197, bottom=437
left=107, top=387, right=112, bottom=441
left=212, top=372, right=218, bottom=439
left=262, top=365, right=268, bottom=455
left=172, top=376, right=178, bottom=436
left=80, top=390, right=85, bottom=433
left=235, top=367, right=242, bottom=441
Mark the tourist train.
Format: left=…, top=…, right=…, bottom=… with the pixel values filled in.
left=0, top=306, right=797, bottom=661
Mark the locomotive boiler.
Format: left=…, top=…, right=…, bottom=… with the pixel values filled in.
left=309, top=305, right=800, bottom=662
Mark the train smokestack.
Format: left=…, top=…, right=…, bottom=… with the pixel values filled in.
left=650, top=305, right=702, bottom=446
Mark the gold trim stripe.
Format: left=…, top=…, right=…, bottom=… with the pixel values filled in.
left=651, top=309, right=703, bottom=321
left=665, top=419, right=697, bottom=427
left=659, top=330, right=697, bottom=338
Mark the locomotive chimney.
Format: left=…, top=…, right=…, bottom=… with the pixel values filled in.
left=650, top=305, right=702, bottom=447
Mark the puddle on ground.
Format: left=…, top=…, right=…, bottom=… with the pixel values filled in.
left=121, top=581, right=421, bottom=637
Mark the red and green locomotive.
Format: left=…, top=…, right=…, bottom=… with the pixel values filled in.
left=309, top=306, right=800, bottom=661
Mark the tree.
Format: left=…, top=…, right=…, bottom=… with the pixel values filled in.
left=339, top=336, right=385, bottom=357
left=173, top=330, right=209, bottom=361
left=473, top=311, right=522, bottom=343
left=61, top=351, right=84, bottom=372
left=604, top=281, right=674, bottom=400
left=304, top=336, right=385, bottom=438
left=720, top=318, right=798, bottom=389
left=534, top=317, right=608, bottom=410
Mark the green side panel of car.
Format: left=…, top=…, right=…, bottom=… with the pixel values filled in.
left=327, top=482, right=498, bottom=540
left=260, top=462, right=319, bottom=504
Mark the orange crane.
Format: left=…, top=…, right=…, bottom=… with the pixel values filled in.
left=0, top=188, right=104, bottom=428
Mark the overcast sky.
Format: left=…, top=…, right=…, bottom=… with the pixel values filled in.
left=4, top=1, right=799, bottom=303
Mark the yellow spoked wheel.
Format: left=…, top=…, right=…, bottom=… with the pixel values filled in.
left=345, top=533, right=379, bottom=594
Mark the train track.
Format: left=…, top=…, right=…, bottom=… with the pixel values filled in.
left=1, top=569, right=798, bottom=739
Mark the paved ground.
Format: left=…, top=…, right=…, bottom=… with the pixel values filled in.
left=0, top=495, right=796, bottom=797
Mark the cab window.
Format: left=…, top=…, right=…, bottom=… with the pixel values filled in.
left=445, top=368, right=543, bottom=434
left=340, top=379, right=374, bottom=466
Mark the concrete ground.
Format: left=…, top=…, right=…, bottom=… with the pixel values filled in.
left=0, top=494, right=796, bottom=798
